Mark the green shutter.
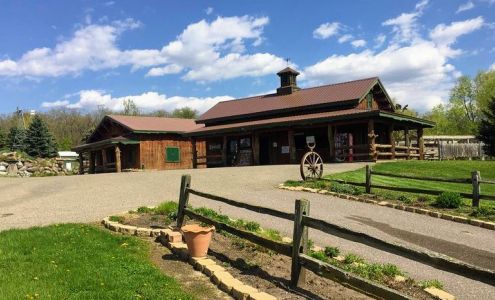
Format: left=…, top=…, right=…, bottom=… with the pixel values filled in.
left=166, top=147, right=180, bottom=162
left=367, top=93, right=373, bottom=109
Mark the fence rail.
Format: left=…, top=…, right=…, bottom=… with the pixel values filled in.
left=175, top=175, right=495, bottom=300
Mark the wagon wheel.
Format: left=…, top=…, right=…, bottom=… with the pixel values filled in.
left=334, top=149, right=346, bottom=162
left=300, top=151, right=324, bottom=181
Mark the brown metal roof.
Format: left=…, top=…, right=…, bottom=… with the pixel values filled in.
left=188, top=108, right=373, bottom=136
left=197, top=77, right=378, bottom=123
left=108, top=115, right=204, bottom=133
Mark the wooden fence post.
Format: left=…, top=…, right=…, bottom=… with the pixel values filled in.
left=291, top=199, right=310, bottom=287
left=472, top=171, right=480, bottom=208
left=176, top=174, right=192, bottom=228
left=365, top=165, right=372, bottom=194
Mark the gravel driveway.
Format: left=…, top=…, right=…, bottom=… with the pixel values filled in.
left=0, top=163, right=494, bottom=299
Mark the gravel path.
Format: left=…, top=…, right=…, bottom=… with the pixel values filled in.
left=0, top=163, right=494, bottom=299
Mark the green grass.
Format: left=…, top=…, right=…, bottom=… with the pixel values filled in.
left=0, top=224, right=192, bottom=300
left=419, top=279, right=444, bottom=289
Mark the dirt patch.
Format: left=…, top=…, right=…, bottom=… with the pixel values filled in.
left=148, top=238, right=231, bottom=300
left=119, top=213, right=172, bottom=229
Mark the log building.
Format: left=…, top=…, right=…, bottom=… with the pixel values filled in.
left=186, top=68, right=434, bottom=168
left=73, top=115, right=205, bottom=173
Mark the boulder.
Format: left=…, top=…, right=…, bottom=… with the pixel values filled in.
left=27, top=166, right=39, bottom=172
left=16, top=161, right=23, bottom=168
left=0, top=165, right=6, bottom=172
left=7, top=164, right=18, bottom=176
left=0, top=162, right=8, bottom=167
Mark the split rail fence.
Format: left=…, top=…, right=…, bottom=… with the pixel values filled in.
left=326, top=165, right=495, bottom=207
left=175, top=175, right=494, bottom=300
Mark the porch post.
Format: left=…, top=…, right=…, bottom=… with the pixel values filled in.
left=288, top=129, right=296, bottom=164
left=388, top=124, right=396, bottom=159
left=252, top=133, right=260, bottom=165
left=404, top=128, right=410, bottom=160
left=417, top=127, right=424, bottom=160
left=78, top=153, right=84, bottom=175
left=222, top=136, right=228, bottom=167
left=115, top=145, right=122, bottom=173
left=191, top=138, right=197, bottom=169
left=101, top=149, right=107, bottom=172
left=368, top=119, right=376, bottom=161
left=89, top=151, right=95, bottom=174
left=327, top=124, right=335, bottom=162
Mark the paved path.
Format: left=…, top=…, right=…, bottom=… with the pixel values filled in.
left=0, top=164, right=494, bottom=299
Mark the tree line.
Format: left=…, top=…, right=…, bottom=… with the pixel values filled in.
left=0, top=69, right=494, bottom=157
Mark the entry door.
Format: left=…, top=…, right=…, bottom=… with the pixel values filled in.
left=259, top=136, right=270, bottom=165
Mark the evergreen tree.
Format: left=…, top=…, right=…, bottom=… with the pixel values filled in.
left=0, top=128, right=6, bottom=149
left=24, top=115, right=58, bottom=158
left=478, top=97, right=495, bottom=157
left=7, top=127, right=27, bottom=152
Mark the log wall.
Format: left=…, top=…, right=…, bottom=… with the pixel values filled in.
left=139, top=134, right=206, bottom=170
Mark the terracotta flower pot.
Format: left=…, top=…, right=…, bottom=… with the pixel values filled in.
left=181, top=224, right=215, bottom=258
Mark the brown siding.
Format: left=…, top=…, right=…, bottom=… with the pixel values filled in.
left=139, top=134, right=205, bottom=170
left=357, top=98, right=379, bottom=110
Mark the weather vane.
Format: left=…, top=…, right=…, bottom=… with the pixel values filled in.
left=285, top=57, right=290, bottom=67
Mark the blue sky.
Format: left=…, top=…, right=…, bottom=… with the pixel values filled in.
left=0, top=0, right=494, bottom=114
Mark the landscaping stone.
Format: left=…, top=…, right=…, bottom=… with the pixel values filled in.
left=481, top=221, right=495, bottom=230
left=334, top=255, right=345, bottom=262
left=218, top=277, right=244, bottom=294
left=424, top=287, right=455, bottom=300
left=469, top=219, right=483, bottom=226
left=405, top=207, right=415, bottom=213
left=107, top=222, right=119, bottom=231
left=194, top=258, right=217, bottom=272
left=429, top=211, right=442, bottom=218
left=386, top=203, right=397, bottom=208
left=394, top=275, right=407, bottom=282
left=395, top=205, right=405, bottom=210
left=168, top=231, right=183, bottom=243
left=119, top=225, right=137, bottom=235
left=441, top=214, right=454, bottom=221
left=452, top=216, right=468, bottom=224
left=281, top=237, right=292, bottom=244
left=378, top=201, right=389, bottom=206
left=151, top=229, right=162, bottom=237
left=248, top=292, right=277, bottom=300
left=232, top=284, right=259, bottom=300
left=203, top=264, right=226, bottom=277
left=136, top=227, right=152, bottom=236
left=160, top=228, right=173, bottom=237
left=416, top=208, right=429, bottom=215
left=211, top=271, right=234, bottom=285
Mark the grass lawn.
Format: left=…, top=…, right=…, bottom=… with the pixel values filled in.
left=0, top=224, right=192, bottom=300
left=287, top=160, right=495, bottom=220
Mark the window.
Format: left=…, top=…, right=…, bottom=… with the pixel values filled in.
left=367, top=93, right=373, bottom=109
left=165, top=147, right=180, bottom=162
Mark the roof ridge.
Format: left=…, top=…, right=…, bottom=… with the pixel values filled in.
left=108, top=114, right=196, bottom=121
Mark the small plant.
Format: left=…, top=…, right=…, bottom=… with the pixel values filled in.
left=344, top=253, right=364, bottom=264
left=243, top=221, right=261, bottom=232
left=284, top=180, right=302, bottom=187
left=109, top=215, right=123, bottom=222
left=137, top=206, right=153, bottom=213
left=434, top=192, right=462, bottom=208
left=330, top=182, right=361, bottom=195
left=470, top=206, right=495, bottom=217
left=154, top=201, right=178, bottom=216
left=416, top=195, right=433, bottom=203
left=263, top=229, right=282, bottom=241
left=381, top=263, right=403, bottom=277
left=324, top=246, right=340, bottom=258
left=419, top=279, right=444, bottom=289
left=397, top=195, right=414, bottom=204
left=307, top=239, right=314, bottom=250
left=305, top=180, right=327, bottom=189
left=309, top=250, right=329, bottom=263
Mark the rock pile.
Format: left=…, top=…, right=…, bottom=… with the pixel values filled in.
left=0, top=152, right=75, bottom=177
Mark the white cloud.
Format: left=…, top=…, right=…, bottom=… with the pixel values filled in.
left=205, top=7, right=213, bottom=15
left=374, top=34, right=387, bottom=48
left=338, top=34, right=353, bottom=43
left=303, top=1, right=485, bottom=112
left=313, top=22, right=341, bottom=39
left=456, top=1, right=475, bottom=13
left=0, top=15, right=286, bottom=82
left=351, top=39, right=366, bottom=48
left=42, top=90, right=233, bottom=113
left=491, top=62, right=495, bottom=70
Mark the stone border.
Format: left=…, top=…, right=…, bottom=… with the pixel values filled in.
left=279, top=184, right=495, bottom=231
left=102, top=215, right=456, bottom=300
left=101, top=217, right=276, bottom=300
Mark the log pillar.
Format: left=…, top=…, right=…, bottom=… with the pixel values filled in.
left=115, top=145, right=122, bottom=173
left=252, top=133, right=260, bottom=165
left=288, top=129, right=296, bottom=164
left=327, top=125, right=335, bottom=162
left=417, top=127, right=424, bottom=160
left=89, top=151, right=95, bottom=174
left=191, top=138, right=197, bottom=169
left=388, top=124, right=396, bottom=159
left=101, top=148, right=107, bottom=172
left=78, top=153, right=84, bottom=175
left=368, top=119, right=376, bottom=161
left=222, top=136, right=228, bottom=167
left=404, top=128, right=410, bottom=160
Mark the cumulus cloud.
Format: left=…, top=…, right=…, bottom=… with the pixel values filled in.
left=42, top=90, right=233, bottom=113
left=456, top=1, right=475, bottom=13
left=338, top=34, right=353, bottom=43
left=351, top=39, right=366, bottom=48
left=303, top=0, right=484, bottom=112
left=205, top=7, right=213, bottom=15
left=0, top=15, right=286, bottom=82
left=313, top=22, right=341, bottom=39
left=491, top=62, right=495, bottom=70
left=374, top=34, right=387, bottom=48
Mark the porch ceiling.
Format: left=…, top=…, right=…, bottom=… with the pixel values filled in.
left=72, top=136, right=139, bottom=152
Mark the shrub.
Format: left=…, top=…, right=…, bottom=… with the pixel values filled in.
left=330, top=183, right=361, bottom=195
left=419, top=279, right=443, bottom=289
left=344, top=253, right=364, bottom=264
left=137, top=206, right=153, bottom=213
left=324, top=246, right=340, bottom=258
left=434, top=192, right=462, bottom=208
left=154, top=201, right=178, bottom=216
left=470, top=206, right=495, bottom=217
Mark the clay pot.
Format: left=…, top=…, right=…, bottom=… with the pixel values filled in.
left=181, top=224, right=215, bottom=258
